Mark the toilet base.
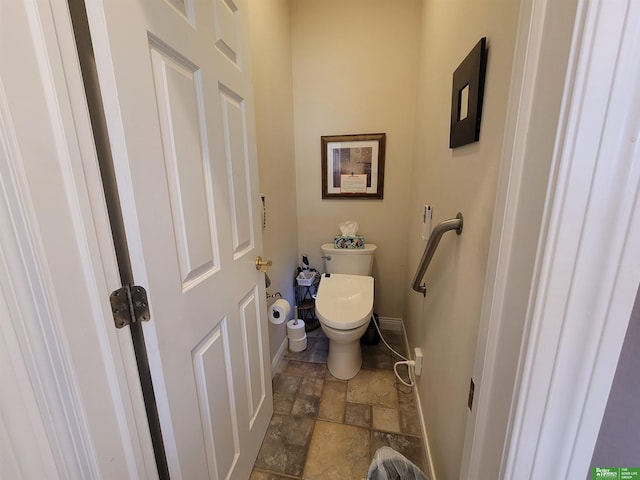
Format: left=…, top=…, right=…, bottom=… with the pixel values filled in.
left=327, top=340, right=363, bottom=380
left=321, top=320, right=370, bottom=380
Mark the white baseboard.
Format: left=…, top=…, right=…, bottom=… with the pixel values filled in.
left=377, top=316, right=403, bottom=332
left=271, top=337, right=288, bottom=378
left=413, top=382, right=437, bottom=480
left=399, top=321, right=437, bottom=480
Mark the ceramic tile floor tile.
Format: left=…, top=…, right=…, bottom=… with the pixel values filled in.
left=362, top=346, right=393, bottom=370
left=254, top=414, right=315, bottom=477
left=299, top=378, right=323, bottom=397
left=317, top=380, right=347, bottom=422
left=347, top=369, right=399, bottom=409
left=252, top=327, right=427, bottom=480
left=345, top=402, right=372, bottom=428
left=273, top=374, right=301, bottom=414
left=372, top=406, right=401, bottom=433
left=397, top=384, right=417, bottom=412
left=291, top=394, right=320, bottom=418
left=284, top=359, right=327, bottom=379
left=303, top=421, right=371, bottom=479
left=250, top=470, right=294, bottom=480
left=399, top=410, right=422, bottom=437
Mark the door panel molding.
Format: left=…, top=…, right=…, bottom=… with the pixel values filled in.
left=149, top=40, right=221, bottom=289
left=83, top=0, right=272, bottom=477
left=219, top=84, right=255, bottom=258
left=192, top=318, right=241, bottom=479
left=238, top=286, right=267, bottom=427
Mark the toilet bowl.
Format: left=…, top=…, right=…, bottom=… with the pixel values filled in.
left=315, top=273, right=374, bottom=380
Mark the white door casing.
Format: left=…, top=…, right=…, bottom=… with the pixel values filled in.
left=461, top=0, right=640, bottom=478
left=0, top=0, right=156, bottom=478
left=502, top=0, right=640, bottom=476
left=84, top=1, right=273, bottom=478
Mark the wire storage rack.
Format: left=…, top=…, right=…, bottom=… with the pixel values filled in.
left=294, top=268, right=320, bottom=332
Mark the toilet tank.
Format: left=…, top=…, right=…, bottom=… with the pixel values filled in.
left=321, top=243, right=376, bottom=276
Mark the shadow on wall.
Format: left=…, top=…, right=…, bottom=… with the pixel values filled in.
left=590, top=284, right=640, bottom=469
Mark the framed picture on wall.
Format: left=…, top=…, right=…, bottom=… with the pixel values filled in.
left=321, top=133, right=386, bottom=199
left=449, top=37, right=488, bottom=148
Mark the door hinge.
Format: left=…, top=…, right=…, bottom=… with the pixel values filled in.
left=110, top=285, right=150, bottom=329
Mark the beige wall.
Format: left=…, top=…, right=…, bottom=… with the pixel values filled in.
left=248, top=0, right=299, bottom=361
left=250, top=2, right=523, bottom=477
left=289, top=0, right=422, bottom=318
left=403, top=1, right=520, bottom=479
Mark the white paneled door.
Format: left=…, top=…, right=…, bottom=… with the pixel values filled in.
left=85, top=1, right=272, bottom=478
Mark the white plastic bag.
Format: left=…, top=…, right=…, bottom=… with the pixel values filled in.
left=366, top=447, right=429, bottom=480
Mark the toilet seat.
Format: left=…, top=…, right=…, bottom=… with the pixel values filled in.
left=315, top=273, right=374, bottom=330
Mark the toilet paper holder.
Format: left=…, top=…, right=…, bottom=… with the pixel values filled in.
left=266, top=291, right=282, bottom=299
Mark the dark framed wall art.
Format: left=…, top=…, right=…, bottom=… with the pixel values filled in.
left=321, top=133, right=386, bottom=199
left=449, top=37, right=488, bottom=148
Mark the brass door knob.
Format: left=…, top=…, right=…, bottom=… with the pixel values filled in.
left=255, top=256, right=272, bottom=272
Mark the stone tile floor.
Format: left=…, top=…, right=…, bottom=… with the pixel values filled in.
left=251, top=327, right=427, bottom=480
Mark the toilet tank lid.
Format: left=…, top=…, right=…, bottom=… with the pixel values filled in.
left=321, top=243, right=377, bottom=255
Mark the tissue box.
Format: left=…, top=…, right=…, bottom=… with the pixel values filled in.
left=334, top=235, right=365, bottom=249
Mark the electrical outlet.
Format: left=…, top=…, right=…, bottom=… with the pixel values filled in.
left=414, top=347, right=423, bottom=376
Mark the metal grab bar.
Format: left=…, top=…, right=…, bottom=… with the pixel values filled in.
left=412, top=213, right=463, bottom=296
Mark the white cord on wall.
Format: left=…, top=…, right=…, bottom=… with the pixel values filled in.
left=372, top=315, right=415, bottom=387
left=394, top=361, right=416, bottom=387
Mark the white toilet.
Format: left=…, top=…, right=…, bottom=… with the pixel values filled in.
left=315, top=243, right=377, bottom=380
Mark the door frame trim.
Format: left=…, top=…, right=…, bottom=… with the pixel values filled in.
left=462, top=0, right=640, bottom=477
left=0, top=76, right=97, bottom=480
left=1, top=0, right=157, bottom=476
left=502, top=0, right=640, bottom=475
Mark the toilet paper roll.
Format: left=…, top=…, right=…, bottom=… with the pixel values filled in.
left=286, top=319, right=306, bottom=340
left=269, top=299, right=290, bottom=325
left=288, top=336, right=307, bottom=353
